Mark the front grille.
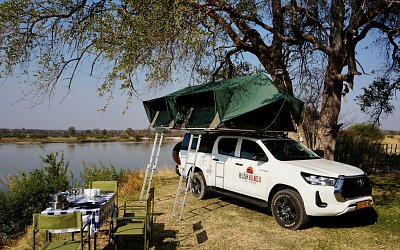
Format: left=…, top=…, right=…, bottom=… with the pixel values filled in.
left=334, top=175, right=372, bottom=202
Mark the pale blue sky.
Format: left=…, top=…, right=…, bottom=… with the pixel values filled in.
left=0, top=72, right=190, bottom=130
left=0, top=49, right=399, bottom=131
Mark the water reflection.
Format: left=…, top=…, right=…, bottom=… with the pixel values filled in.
left=0, top=141, right=177, bottom=181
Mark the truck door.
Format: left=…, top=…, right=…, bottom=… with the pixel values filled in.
left=234, top=139, right=269, bottom=199
left=212, top=137, right=238, bottom=192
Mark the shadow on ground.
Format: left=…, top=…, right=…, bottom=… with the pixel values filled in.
left=151, top=223, right=179, bottom=250
left=200, top=193, right=379, bottom=230
left=310, top=207, right=378, bottom=228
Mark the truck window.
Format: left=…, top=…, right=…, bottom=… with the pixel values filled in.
left=181, top=133, right=217, bottom=153
left=199, top=134, right=218, bottom=153
left=263, top=139, right=320, bottom=161
left=218, top=138, right=238, bottom=156
left=180, top=133, right=194, bottom=150
left=240, top=139, right=268, bottom=161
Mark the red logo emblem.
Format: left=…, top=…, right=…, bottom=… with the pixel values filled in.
left=246, top=166, right=253, bottom=174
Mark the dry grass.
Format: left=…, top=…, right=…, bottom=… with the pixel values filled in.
left=383, top=135, right=400, bottom=144
left=7, top=169, right=400, bottom=250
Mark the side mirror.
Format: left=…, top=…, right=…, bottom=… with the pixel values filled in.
left=252, top=154, right=268, bottom=162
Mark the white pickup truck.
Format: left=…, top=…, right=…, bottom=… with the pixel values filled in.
left=174, top=132, right=373, bottom=230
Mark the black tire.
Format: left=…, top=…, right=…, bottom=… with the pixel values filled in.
left=191, top=172, right=208, bottom=199
left=271, top=189, right=308, bottom=230
left=172, top=142, right=182, bottom=165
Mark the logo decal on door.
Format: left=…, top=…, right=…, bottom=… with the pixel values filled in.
left=239, top=166, right=261, bottom=183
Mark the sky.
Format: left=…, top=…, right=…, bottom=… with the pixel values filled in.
left=0, top=72, right=190, bottom=130
left=0, top=49, right=399, bottom=132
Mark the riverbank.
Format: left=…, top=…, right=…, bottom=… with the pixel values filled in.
left=0, top=135, right=182, bottom=144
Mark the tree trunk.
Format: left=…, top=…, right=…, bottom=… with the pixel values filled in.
left=315, top=61, right=344, bottom=160
left=314, top=0, right=345, bottom=160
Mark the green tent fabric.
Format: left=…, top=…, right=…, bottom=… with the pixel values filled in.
left=143, top=73, right=304, bottom=132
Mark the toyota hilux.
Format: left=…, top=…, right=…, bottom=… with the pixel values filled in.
left=174, top=132, right=373, bottom=230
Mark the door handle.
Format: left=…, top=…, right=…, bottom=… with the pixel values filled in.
left=213, top=158, right=219, bottom=161
left=235, top=163, right=243, bottom=166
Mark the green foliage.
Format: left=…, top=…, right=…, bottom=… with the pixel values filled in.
left=29, top=134, right=48, bottom=139
left=356, top=77, right=400, bottom=126
left=335, top=125, right=394, bottom=172
left=126, top=128, right=133, bottom=136
left=76, top=135, right=87, bottom=142
left=67, top=126, right=76, bottom=136
left=347, top=123, right=384, bottom=143
left=39, top=152, right=70, bottom=191
left=0, top=150, right=131, bottom=245
left=80, top=161, right=128, bottom=188
left=16, top=134, right=26, bottom=139
left=94, top=135, right=110, bottom=140
left=0, top=152, right=71, bottom=243
left=119, top=134, right=129, bottom=140
left=196, top=61, right=263, bottom=82
left=133, top=133, right=143, bottom=141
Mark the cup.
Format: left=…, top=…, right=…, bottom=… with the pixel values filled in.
left=84, top=188, right=101, bottom=198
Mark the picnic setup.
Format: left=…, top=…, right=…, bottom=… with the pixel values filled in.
left=31, top=73, right=305, bottom=249
left=33, top=179, right=154, bottom=250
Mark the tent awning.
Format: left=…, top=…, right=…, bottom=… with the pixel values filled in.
left=143, top=73, right=304, bottom=132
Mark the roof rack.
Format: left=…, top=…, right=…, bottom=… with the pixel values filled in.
left=181, top=127, right=288, bottom=137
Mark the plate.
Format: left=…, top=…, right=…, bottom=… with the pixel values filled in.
left=78, top=202, right=101, bottom=209
left=72, top=201, right=101, bottom=209
left=86, top=198, right=107, bottom=203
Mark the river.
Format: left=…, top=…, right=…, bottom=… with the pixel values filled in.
left=0, top=140, right=178, bottom=186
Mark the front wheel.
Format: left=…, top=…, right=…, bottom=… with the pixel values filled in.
left=271, top=189, right=308, bottom=230
left=191, top=172, right=207, bottom=199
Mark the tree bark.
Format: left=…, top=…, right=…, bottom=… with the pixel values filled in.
left=316, top=61, right=344, bottom=160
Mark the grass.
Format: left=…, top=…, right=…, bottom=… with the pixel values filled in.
left=383, top=134, right=400, bottom=144
left=7, top=170, right=400, bottom=250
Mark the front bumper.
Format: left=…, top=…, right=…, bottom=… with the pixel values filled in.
left=302, top=175, right=373, bottom=216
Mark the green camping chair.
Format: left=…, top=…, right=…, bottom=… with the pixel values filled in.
left=109, top=187, right=154, bottom=250
left=32, top=212, right=89, bottom=250
left=89, top=180, right=118, bottom=207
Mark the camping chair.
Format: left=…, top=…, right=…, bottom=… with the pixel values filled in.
left=32, top=212, right=89, bottom=250
left=109, top=187, right=154, bottom=250
left=119, top=187, right=154, bottom=221
left=89, top=180, right=118, bottom=232
left=89, top=180, right=118, bottom=207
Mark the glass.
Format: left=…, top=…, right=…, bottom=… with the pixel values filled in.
left=67, top=188, right=76, bottom=202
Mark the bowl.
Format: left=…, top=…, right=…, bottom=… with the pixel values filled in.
left=49, top=201, right=67, bottom=210
left=50, top=192, right=68, bottom=202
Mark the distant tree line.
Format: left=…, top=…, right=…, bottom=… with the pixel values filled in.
left=0, top=128, right=184, bottom=139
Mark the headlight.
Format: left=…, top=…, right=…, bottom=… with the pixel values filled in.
left=301, top=172, right=337, bottom=186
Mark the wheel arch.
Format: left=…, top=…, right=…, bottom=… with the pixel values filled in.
left=267, top=184, right=300, bottom=211
left=193, top=166, right=202, bottom=173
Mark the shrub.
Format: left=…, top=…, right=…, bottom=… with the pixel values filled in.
left=120, top=134, right=129, bottom=140
left=76, top=135, right=87, bottom=142
left=133, top=133, right=143, bottom=141
left=347, top=123, right=384, bottom=143
left=80, top=161, right=128, bottom=188
left=0, top=152, right=71, bottom=245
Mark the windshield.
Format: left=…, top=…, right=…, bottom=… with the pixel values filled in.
left=262, top=139, right=320, bottom=161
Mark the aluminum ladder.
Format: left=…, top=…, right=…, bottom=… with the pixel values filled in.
left=140, top=131, right=164, bottom=200
left=172, top=133, right=202, bottom=220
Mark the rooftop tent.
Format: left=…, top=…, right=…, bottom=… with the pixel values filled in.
left=143, top=73, right=304, bottom=132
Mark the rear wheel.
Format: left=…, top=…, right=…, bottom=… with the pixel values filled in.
left=191, top=172, right=207, bottom=199
left=271, top=189, right=308, bottom=230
